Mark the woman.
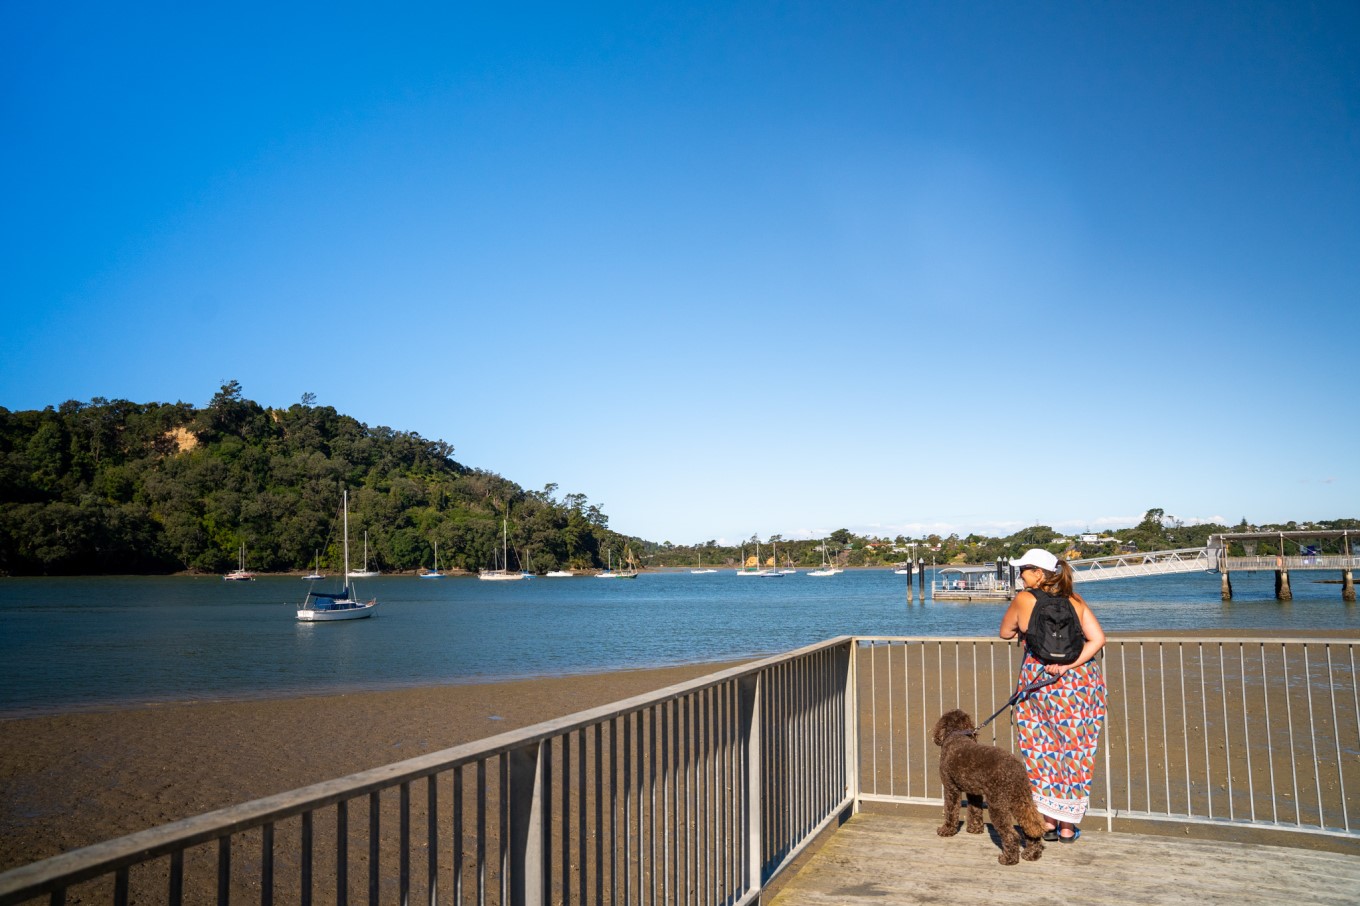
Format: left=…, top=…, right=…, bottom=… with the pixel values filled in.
left=998, top=548, right=1107, bottom=843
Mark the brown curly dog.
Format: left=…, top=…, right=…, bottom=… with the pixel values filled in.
left=932, top=708, right=1046, bottom=864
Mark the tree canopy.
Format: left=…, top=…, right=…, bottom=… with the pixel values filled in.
left=0, top=386, right=633, bottom=575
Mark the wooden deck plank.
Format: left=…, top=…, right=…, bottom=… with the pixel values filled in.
left=769, top=814, right=1360, bottom=906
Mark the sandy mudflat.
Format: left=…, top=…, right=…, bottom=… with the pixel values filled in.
left=0, top=661, right=746, bottom=873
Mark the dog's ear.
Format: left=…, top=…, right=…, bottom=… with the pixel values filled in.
left=933, top=709, right=968, bottom=746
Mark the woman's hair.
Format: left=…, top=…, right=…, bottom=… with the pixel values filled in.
left=1039, top=559, right=1075, bottom=598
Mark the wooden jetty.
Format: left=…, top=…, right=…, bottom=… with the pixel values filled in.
left=771, top=812, right=1360, bottom=906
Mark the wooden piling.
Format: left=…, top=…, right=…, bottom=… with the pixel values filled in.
left=1275, top=569, right=1293, bottom=601
left=1221, top=570, right=1233, bottom=601
left=1343, top=569, right=1356, bottom=603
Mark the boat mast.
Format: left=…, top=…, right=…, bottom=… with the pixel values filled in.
left=343, top=490, right=351, bottom=587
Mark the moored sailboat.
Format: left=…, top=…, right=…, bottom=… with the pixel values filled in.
left=690, top=552, right=717, bottom=574
left=297, top=491, right=378, bottom=621
left=419, top=541, right=444, bottom=578
left=347, top=531, right=381, bottom=578
left=224, top=542, right=255, bottom=581
left=479, top=517, right=525, bottom=581
left=807, top=537, right=842, bottom=576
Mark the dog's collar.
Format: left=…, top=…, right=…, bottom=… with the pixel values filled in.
left=944, top=729, right=978, bottom=741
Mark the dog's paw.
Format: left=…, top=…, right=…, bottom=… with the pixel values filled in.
left=965, top=821, right=985, bottom=834
left=937, top=824, right=959, bottom=837
left=1022, top=845, right=1043, bottom=861
left=998, top=851, right=1020, bottom=865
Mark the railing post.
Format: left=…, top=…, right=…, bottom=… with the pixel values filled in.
left=738, top=672, right=763, bottom=902
left=508, top=742, right=546, bottom=906
left=840, top=641, right=860, bottom=814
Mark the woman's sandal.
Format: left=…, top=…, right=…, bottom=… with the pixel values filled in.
left=1058, top=827, right=1079, bottom=843
left=1042, top=826, right=1060, bottom=842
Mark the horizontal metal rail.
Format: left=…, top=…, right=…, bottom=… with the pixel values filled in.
left=1219, top=555, right=1360, bottom=571
left=0, top=639, right=857, bottom=906
left=855, top=636, right=1360, bottom=841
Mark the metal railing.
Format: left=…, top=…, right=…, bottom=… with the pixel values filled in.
left=5, top=634, right=1358, bottom=906
left=856, top=636, right=1360, bottom=839
left=1219, top=555, right=1359, bottom=571
left=0, top=639, right=856, bottom=906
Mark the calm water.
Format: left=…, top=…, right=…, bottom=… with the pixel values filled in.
left=1, top=569, right=1357, bottom=716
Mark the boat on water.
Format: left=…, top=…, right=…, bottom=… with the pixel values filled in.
left=932, top=565, right=1012, bottom=601
left=303, top=549, right=324, bottom=581
left=737, top=539, right=772, bottom=577
left=597, top=547, right=640, bottom=578
left=419, top=541, right=443, bottom=578
left=224, top=542, right=255, bottom=581
left=760, top=540, right=787, bottom=577
left=479, top=516, right=525, bottom=581
left=615, top=546, right=640, bottom=579
left=690, top=552, right=717, bottom=574
left=545, top=569, right=574, bottom=577
left=807, top=538, right=842, bottom=577
left=348, top=531, right=381, bottom=578
left=297, top=491, right=378, bottom=622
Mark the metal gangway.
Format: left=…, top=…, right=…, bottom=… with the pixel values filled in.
left=1068, top=547, right=1217, bottom=582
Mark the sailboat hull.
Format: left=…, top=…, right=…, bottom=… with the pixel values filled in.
left=297, top=601, right=377, bottom=621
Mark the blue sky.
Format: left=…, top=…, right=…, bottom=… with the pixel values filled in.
left=4, top=2, right=1358, bottom=544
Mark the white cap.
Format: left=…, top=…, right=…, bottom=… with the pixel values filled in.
left=1013, top=548, right=1059, bottom=572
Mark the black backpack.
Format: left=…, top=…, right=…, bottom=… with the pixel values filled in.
left=1024, top=588, right=1085, bottom=665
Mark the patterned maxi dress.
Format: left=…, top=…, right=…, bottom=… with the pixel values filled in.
left=1013, top=653, right=1107, bottom=824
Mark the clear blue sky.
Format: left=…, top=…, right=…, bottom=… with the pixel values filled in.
left=4, top=2, right=1357, bottom=544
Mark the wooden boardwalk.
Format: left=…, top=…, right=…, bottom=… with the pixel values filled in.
left=769, top=813, right=1360, bottom=906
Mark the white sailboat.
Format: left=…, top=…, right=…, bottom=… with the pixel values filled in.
left=808, top=538, right=842, bottom=576
left=419, top=541, right=443, bottom=578
left=479, top=517, right=525, bottom=581
left=761, top=540, right=786, bottom=577
left=224, top=542, right=255, bottom=581
left=347, top=531, right=381, bottom=578
left=303, top=550, right=324, bottom=581
left=690, top=552, right=717, bottom=574
left=737, top=538, right=771, bottom=576
left=596, top=548, right=619, bottom=578
left=297, top=491, right=378, bottom=621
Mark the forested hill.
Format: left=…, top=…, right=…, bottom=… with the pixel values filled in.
left=0, top=383, right=628, bottom=576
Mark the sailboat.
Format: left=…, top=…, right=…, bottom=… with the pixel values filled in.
left=596, top=548, right=618, bottom=578
left=303, top=550, right=324, bottom=581
left=297, top=491, right=378, bottom=621
left=761, top=540, right=786, bottom=577
left=737, top=538, right=771, bottom=576
left=224, top=542, right=255, bottom=581
left=419, top=541, right=443, bottom=578
left=690, top=552, right=717, bottom=574
left=479, top=517, right=525, bottom=581
left=347, top=531, right=381, bottom=578
left=615, top=545, right=640, bottom=579
left=808, top=538, right=842, bottom=576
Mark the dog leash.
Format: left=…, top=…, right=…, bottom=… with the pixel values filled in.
left=971, top=670, right=1062, bottom=734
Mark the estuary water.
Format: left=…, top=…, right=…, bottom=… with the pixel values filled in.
left=1, top=568, right=1357, bottom=716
